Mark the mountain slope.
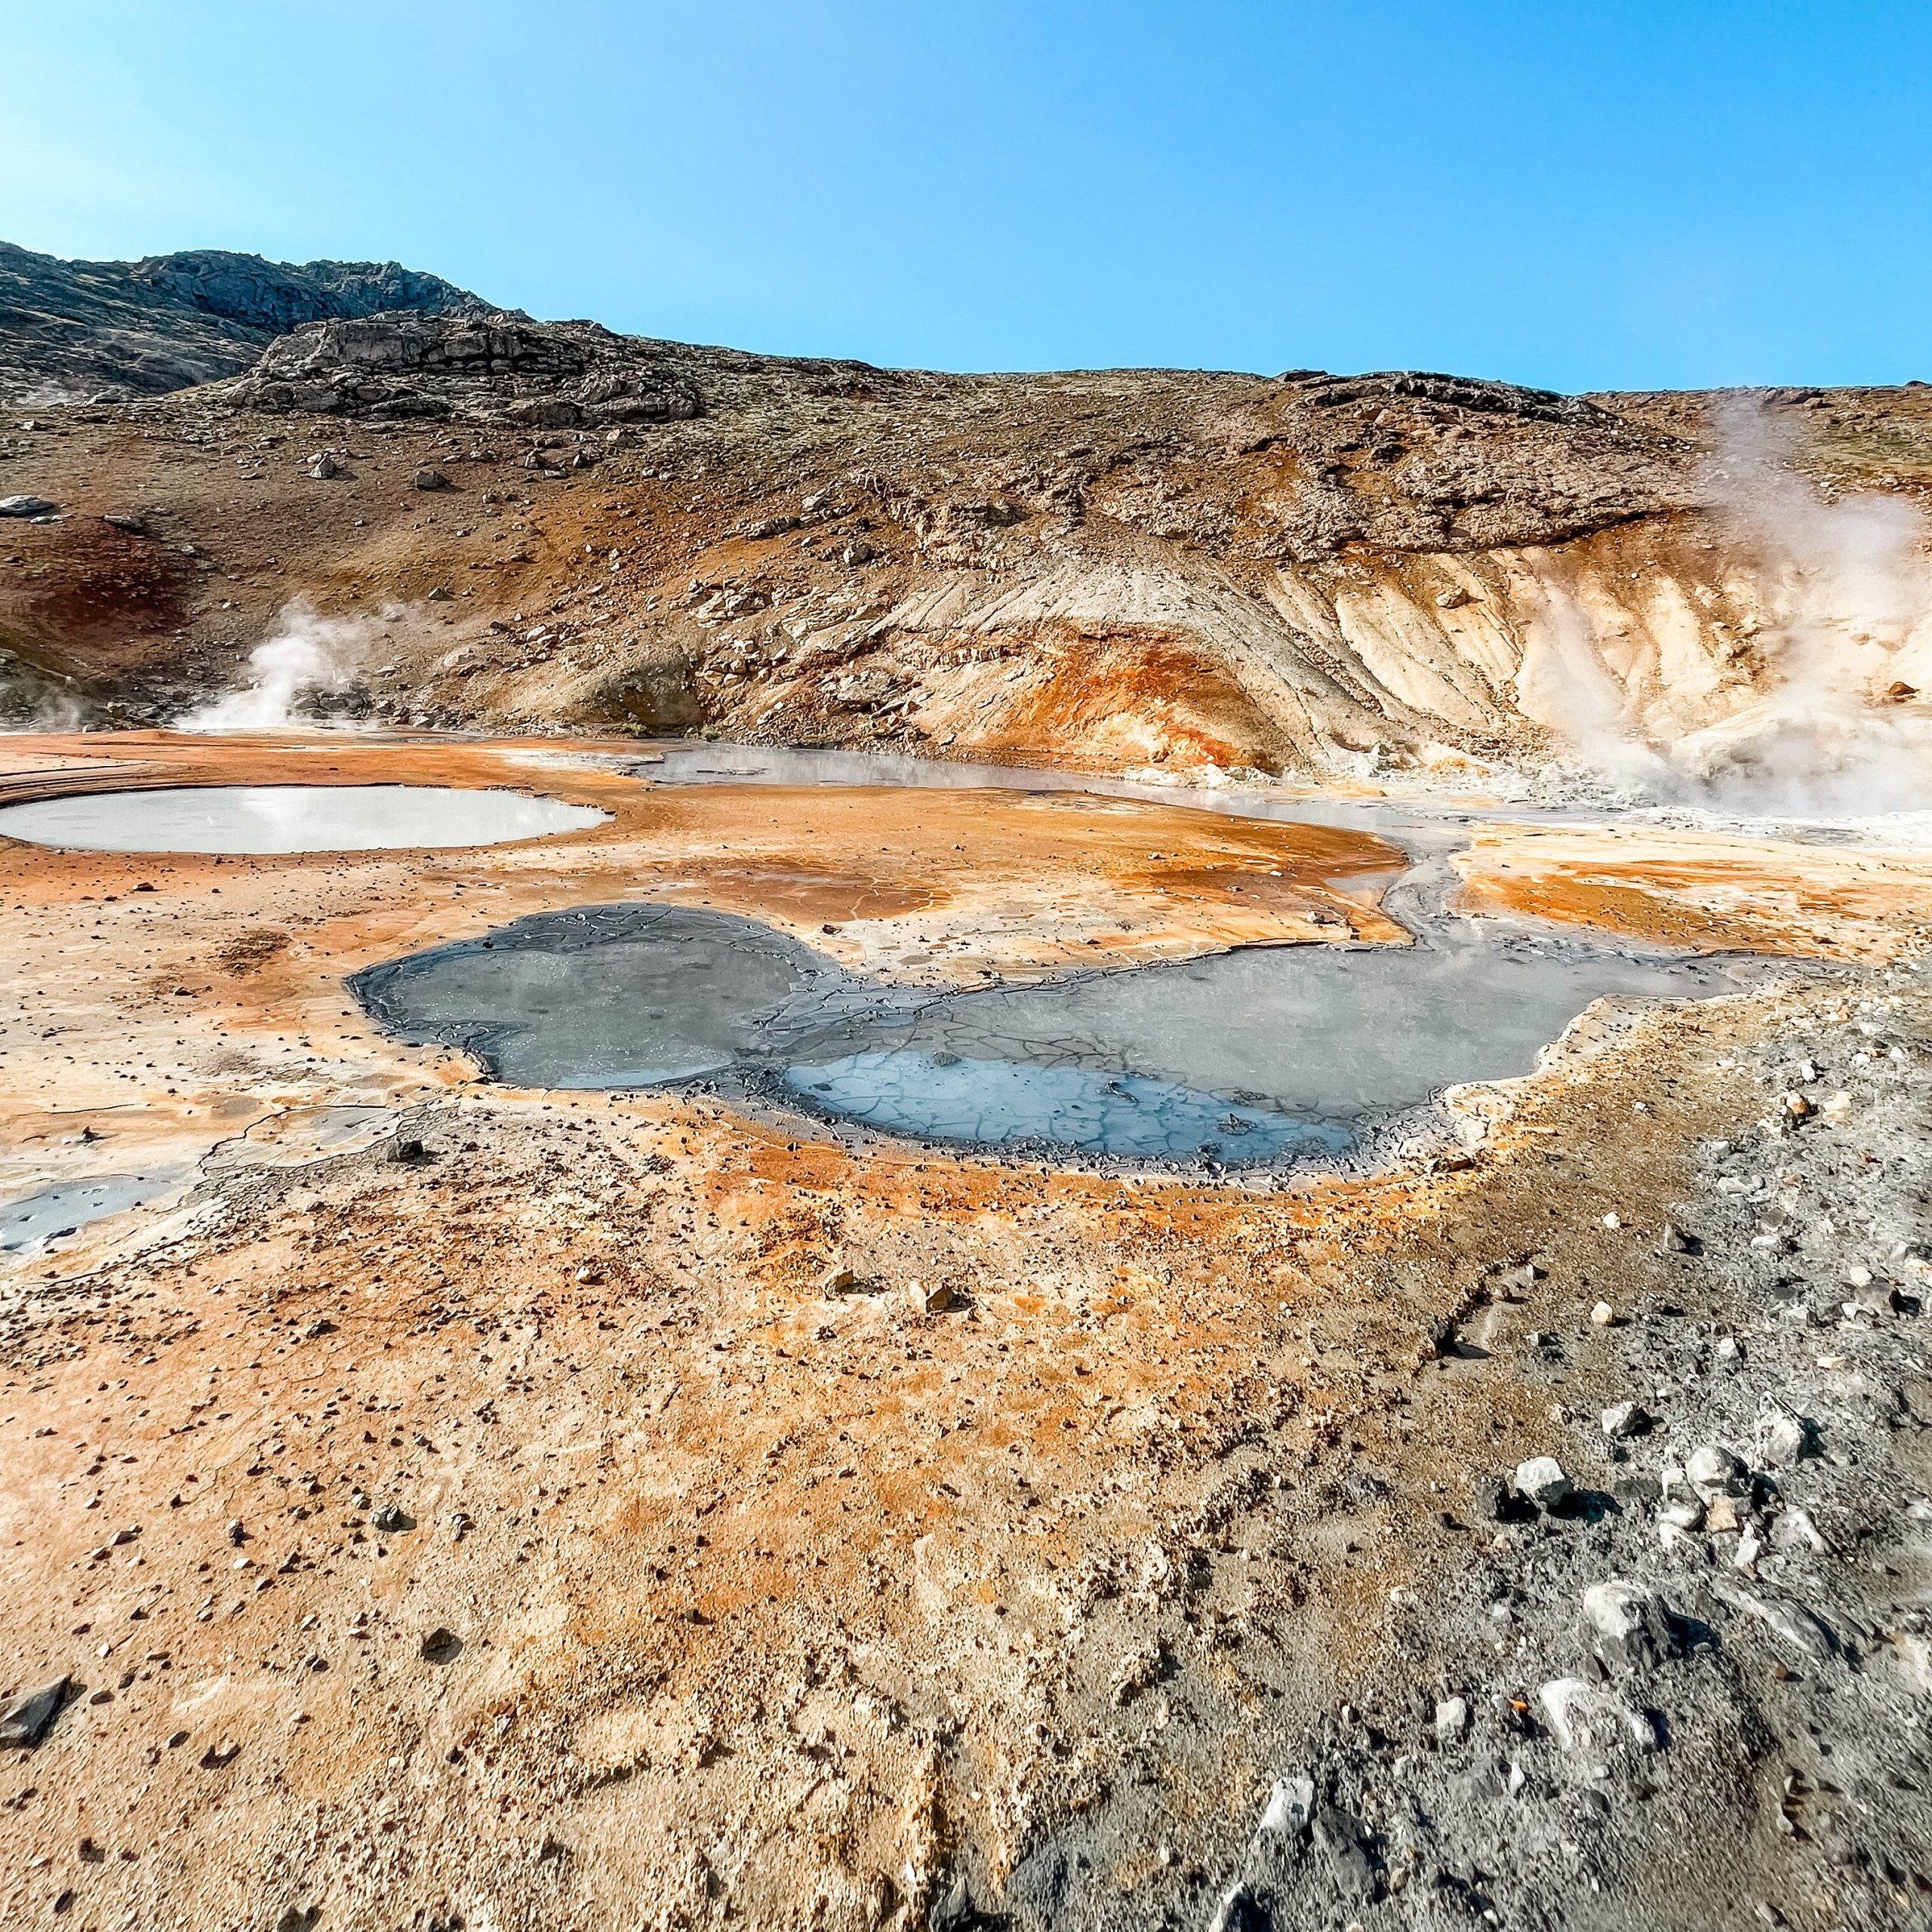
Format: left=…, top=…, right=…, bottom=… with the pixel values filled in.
left=0, top=240, right=487, bottom=404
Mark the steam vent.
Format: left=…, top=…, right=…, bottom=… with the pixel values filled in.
left=3, top=235, right=1932, bottom=1932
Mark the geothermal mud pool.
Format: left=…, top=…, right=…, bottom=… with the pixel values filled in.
left=351, top=900, right=1750, bottom=1164
left=0, top=783, right=605, bottom=854
left=3, top=731, right=1931, bottom=1932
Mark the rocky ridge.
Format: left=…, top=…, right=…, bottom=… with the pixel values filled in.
left=0, top=240, right=485, bottom=405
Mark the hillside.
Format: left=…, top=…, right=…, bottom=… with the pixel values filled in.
left=2, top=253, right=1931, bottom=806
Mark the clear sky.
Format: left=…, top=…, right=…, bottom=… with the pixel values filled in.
left=4, top=2, right=1928, bottom=392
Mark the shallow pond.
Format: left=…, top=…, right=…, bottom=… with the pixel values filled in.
left=0, top=1169, right=187, bottom=1252
left=0, top=784, right=605, bottom=854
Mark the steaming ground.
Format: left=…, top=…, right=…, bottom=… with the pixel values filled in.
left=6, top=306, right=1932, bottom=1927
left=174, top=600, right=389, bottom=732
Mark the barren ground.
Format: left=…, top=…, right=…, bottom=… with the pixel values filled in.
left=2, top=734, right=1931, bottom=1932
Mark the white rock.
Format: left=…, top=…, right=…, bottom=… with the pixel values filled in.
left=1513, top=1456, right=1573, bottom=1511
left=1537, top=1677, right=1657, bottom=1753
left=1687, top=1444, right=1749, bottom=1500
left=1257, top=1772, right=1316, bottom=1837
left=1770, top=1507, right=1829, bottom=1555
left=1757, top=1411, right=1808, bottom=1469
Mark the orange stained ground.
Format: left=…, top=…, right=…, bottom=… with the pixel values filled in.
left=1454, top=823, right=1932, bottom=962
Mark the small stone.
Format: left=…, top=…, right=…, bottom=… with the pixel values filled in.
left=1601, top=1212, right=1621, bottom=1229
left=308, top=454, right=341, bottom=481
left=1309, top=1806, right=1374, bottom=1899
left=928, top=1874, right=977, bottom=1932
left=1781, top=1091, right=1815, bottom=1121
left=922, top=1282, right=961, bottom=1315
left=388, top=1137, right=426, bottom=1165
left=1584, top=1580, right=1678, bottom=1671
left=370, top=1504, right=414, bottom=1535
left=414, top=467, right=448, bottom=491
left=1538, top=1677, right=1657, bottom=1752
left=1434, top=1695, right=1469, bottom=1740
left=1757, top=1411, right=1810, bottom=1469
left=1601, top=1400, right=1652, bottom=1440
left=820, top=1267, right=864, bottom=1297
left=0, top=1676, right=69, bottom=1748
left=0, top=494, right=58, bottom=517
left=1257, top=1772, right=1316, bottom=1835
left=420, top=1627, right=463, bottom=1664
left=1705, top=1495, right=1743, bottom=1534
left=1770, top=1508, right=1829, bottom=1555
left=226, top=1519, right=248, bottom=1546
left=1590, top=1301, right=1616, bottom=1327
left=1687, top=1444, right=1749, bottom=1500
left=1513, top=1456, right=1573, bottom=1512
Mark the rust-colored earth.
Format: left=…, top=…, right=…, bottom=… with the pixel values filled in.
left=1454, top=823, right=1932, bottom=961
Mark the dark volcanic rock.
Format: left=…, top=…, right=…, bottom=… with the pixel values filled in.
left=0, top=238, right=487, bottom=402
left=229, top=311, right=704, bottom=426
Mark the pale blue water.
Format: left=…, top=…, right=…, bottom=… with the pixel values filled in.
left=785, top=1053, right=1352, bottom=1159
left=0, top=784, right=604, bottom=854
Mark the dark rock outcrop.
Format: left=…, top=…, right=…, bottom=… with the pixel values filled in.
left=229, top=312, right=703, bottom=426
left=0, top=240, right=487, bottom=402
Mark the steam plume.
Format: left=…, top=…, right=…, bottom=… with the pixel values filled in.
left=177, top=601, right=373, bottom=731
left=1675, top=399, right=1932, bottom=813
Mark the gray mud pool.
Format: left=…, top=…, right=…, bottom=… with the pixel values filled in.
left=0, top=1170, right=187, bottom=1252
left=351, top=903, right=1748, bottom=1168
left=0, top=785, right=605, bottom=854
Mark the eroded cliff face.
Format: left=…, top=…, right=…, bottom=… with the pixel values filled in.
left=3, top=299, right=1930, bottom=801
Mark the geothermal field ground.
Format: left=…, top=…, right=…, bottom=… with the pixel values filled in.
left=2, top=244, right=1932, bottom=1932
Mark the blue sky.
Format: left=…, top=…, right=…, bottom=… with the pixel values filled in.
left=4, top=2, right=1928, bottom=391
